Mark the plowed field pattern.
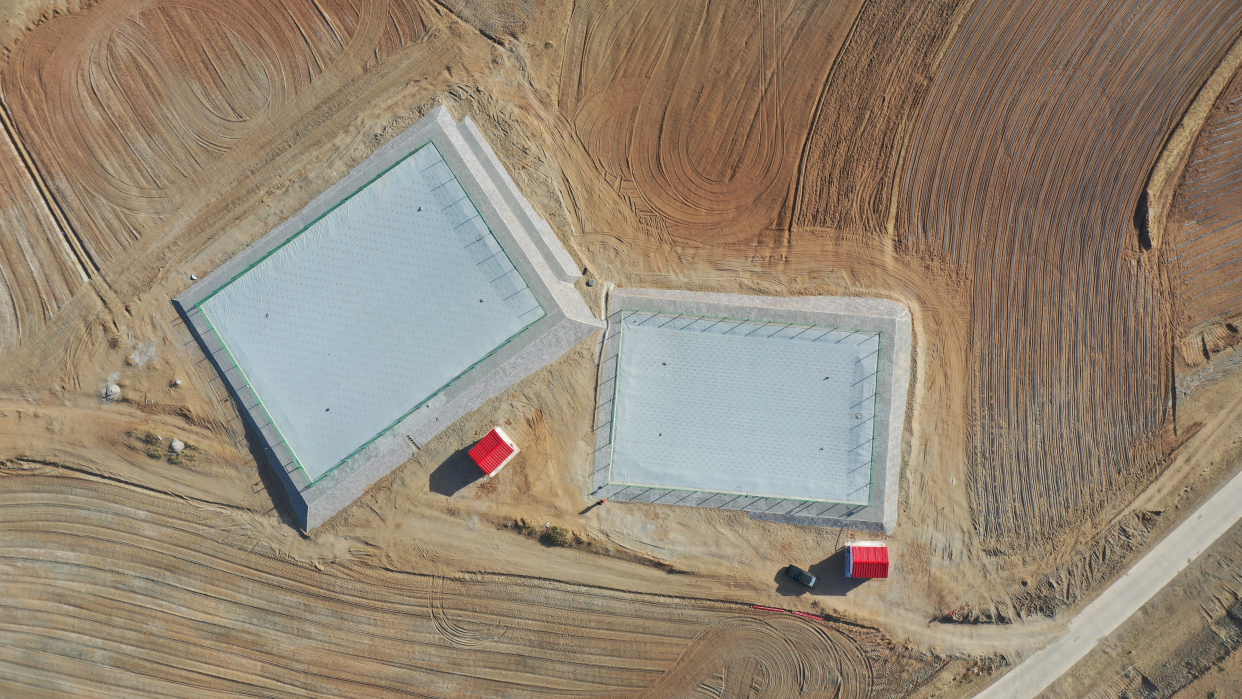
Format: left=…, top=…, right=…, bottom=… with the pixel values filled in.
left=1172, top=72, right=1242, bottom=333
left=558, top=0, right=863, bottom=239
left=1, top=0, right=428, bottom=267
left=562, top=0, right=1242, bottom=547
left=5, top=0, right=1242, bottom=690
left=0, top=474, right=908, bottom=697
left=791, top=0, right=969, bottom=234
left=894, top=0, right=1242, bottom=543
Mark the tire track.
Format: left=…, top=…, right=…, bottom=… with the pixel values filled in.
left=428, top=574, right=507, bottom=647
left=0, top=115, right=85, bottom=356
left=0, top=0, right=434, bottom=383
left=894, top=0, right=1242, bottom=544
left=558, top=0, right=864, bottom=240
left=0, top=474, right=925, bottom=697
left=633, top=616, right=872, bottom=699
left=791, top=0, right=975, bottom=236
left=0, top=99, right=94, bottom=279
left=0, top=0, right=409, bottom=267
left=1170, top=63, right=1242, bottom=350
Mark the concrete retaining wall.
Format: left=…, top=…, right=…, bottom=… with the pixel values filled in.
left=175, top=106, right=601, bottom=530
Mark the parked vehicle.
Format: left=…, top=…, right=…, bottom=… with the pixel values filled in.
left=785, top=564, right=817, bottom=588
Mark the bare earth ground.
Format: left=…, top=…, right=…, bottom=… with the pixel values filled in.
left=1039, top=506, right=1242, bottom=699
left=1022, top=371, right=1242, bottom=699
left=2, top=0, right=1242, bottom=696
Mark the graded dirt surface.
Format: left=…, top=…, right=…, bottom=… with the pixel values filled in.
left=1171, top=52, right=1242, bottom=364
left=1035, top=509, right=1242, bottom=699
left=3, top=0, right=1242, bottom=696
left=0, top=469, right=928, bottom=696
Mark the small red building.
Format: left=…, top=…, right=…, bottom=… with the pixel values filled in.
left=846, top=542, right=890, bottom=579
left=468, top=427, right=519, bottom=478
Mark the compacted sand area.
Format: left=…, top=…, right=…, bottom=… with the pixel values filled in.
left=3, top=0, right=1242, bottom=696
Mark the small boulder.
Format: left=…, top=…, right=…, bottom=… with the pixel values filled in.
left=170, top=439, right=185, bottom=454
left=103, top=384, right=121, bottom=401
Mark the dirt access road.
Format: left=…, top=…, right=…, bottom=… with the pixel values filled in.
left=3, top=0, right=1242, bottom=695
left=976, top=455, right=1242, bottom=697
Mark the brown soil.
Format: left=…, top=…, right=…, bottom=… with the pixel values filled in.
left=1030, top=475, right=1242, bottom=697
left=2, top=0, right=1242, bottom=695
left=1174, top=647, right=1242, bottom=699
left=0, top=107, right=83, bottom=353
left=1171, top=49, right=1242, bottom=362
left=0, top=465, right=938, bottom=696
left=896, top=0, right=1239, bottom=548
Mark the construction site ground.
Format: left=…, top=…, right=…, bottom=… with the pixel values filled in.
left=3, top=0, right=1242, bottom=696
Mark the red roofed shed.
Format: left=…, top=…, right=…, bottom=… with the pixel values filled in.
left=469, top=427, right=519, bottom=477
left=846, top=542, right=889, bottom=579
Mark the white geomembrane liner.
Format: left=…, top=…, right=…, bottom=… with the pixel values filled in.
left=199, top=143, right=544, bottom=481
left=609, top=312, right=880, bottom=504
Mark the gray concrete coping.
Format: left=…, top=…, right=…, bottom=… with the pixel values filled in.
left=590, top=288, right=910, bottom=533
left=174, top=105, right=601, bottom=530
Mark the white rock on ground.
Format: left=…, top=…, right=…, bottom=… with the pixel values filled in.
left=103, top=384, right=121, bottom=401
left=170, top=439, right=185, bottom=454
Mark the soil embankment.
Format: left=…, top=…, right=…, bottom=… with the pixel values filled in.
left=3, top=0, right=1242, bottom=695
